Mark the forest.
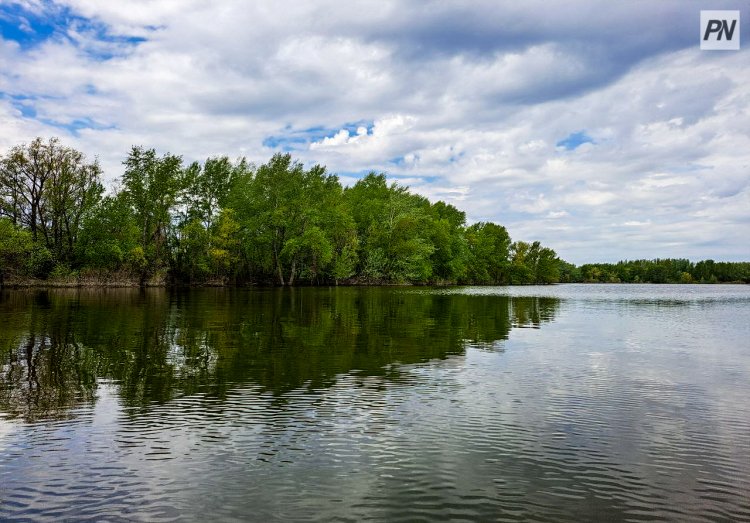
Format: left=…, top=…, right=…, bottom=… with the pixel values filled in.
left=0, top=137, right=748, bottom=286
left=560, top=259, right=750, bottom=284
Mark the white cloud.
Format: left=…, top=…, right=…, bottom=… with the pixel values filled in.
left=310, top=114, right=416, bottom=155
left=0, top=1, right=748, bottom=263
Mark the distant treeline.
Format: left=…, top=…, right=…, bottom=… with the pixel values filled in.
left=0, top=138, right=559, bottom=286
left=0, top=138, right=747, bottom=286
left=559, top=259, right=750, bottom=284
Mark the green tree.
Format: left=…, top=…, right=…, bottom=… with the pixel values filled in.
left=0, top=218, right=33, bottom=284
left=509, top=241, right=534, bottom=284
left=557, top=260, right=581, bottom=283
left=0, top=137, right=103, bottom=267
left=208, top=208, right=242, bottom=279
left=530, top=242, right=560, bottom=284
left=121, top=146, right=184, bottom=283
left=76, top=193, right=141, bottom=272
left=228, top=154, right=350, bottom=285
left=465, top=222, right=511, bottom=284
left=344, top=173, right=434, bottom=283
left=429, top=201, right=469, bottom=282
left=183, top=156, right=244, bottom=230
left=174, top=157, right=248, bottom=282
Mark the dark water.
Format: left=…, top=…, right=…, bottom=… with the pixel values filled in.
left=1, top=285, right=749, bottom=522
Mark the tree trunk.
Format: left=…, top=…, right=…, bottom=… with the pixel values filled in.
left=275, top=253, right=284, bottom=286
left=273, top=232, right=285, bottom=286
left=288, top=256, right=297, bottom=286
left=30, top=201, right=38, bottom=240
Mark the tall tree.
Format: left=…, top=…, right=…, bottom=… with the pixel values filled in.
left=529, top=241, right=560, bottom=284
left=466, top=222, right=511, bottom=284
left=510, top=241, right=534, bottom=284
left=344, top=173, right=434, bottom=282
left=429, top=201, right=469, bottom=282
left=175, top=156, right=248, bottom=282
left=229, top=153, right=350, bottom=285
left=0, top=137, right=103, bottom=264
left=76, top=193, right=142, bottom=272
left=121, top=146, right=184, bottom=282
left=183, top=156, right=246, bottom=231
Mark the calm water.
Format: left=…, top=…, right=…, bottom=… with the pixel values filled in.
left=1, top=285, right=749, bottom=522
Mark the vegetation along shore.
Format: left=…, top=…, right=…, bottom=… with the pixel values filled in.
left=1, top=138, right=748, bottom=287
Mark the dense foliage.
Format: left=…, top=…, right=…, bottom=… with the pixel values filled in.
left=1, top=138, right=747, bottom=286
left=562, top=259, right=750, bottom=284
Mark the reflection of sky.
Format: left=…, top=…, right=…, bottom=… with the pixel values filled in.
left=445, top=282, right=750, bottom=302
left=0, top=412, right=17, bottom=452
left=1, top=286, right=750, bottom=520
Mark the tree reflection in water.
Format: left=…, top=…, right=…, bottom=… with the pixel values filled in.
left=0, top=288, right=559, bottom=422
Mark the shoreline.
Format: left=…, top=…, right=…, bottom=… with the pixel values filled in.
left=1, top=279, right=746, bottom=289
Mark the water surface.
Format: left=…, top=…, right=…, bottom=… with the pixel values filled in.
left=1, top=285, right=749, bottom=521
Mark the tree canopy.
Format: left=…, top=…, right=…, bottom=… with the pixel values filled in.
left=2, top=137, right=746, bottom=286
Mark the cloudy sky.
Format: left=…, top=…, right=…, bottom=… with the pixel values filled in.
left=0, top=0, right=748, bottom=263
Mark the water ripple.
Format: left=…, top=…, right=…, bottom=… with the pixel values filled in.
left=1, top=287, right=749, bottom=521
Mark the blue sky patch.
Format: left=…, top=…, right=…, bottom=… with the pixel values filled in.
left=263, top=126, right=333, bottom=151
left=1, top=91, right=114, bottom=136
left=263, top=121, right=375, bottom=151
left=340, top=120, right=373, bottom=136
left=261, top=135, right=309, bottom=152
left=15, top=101, right=36, bottom=118
left=0, top=4, right=56, bottom=48
left=0, top=2, right=146, bottom=58
left=38, top=116, right=115, bottom=137
left=1, top=91, right=38, bottom=118
left=556, top=131, right=594, bottom=151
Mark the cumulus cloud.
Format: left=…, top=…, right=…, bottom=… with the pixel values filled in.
left=0, top=0, right=748, bottom=263
left=309, top=114, right=417, bottom=165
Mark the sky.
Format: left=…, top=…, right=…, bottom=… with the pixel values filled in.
left=0, top=0, right=748, bottom=264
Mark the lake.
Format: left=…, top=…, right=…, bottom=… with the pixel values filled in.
left=1, top=285, right=749, bottom=521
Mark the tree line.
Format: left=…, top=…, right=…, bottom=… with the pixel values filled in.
left=0, top=138, right=747, bottom=286
left=0, top=138, right=561, bottom=286
left=560, top=259, right=750, bottom=284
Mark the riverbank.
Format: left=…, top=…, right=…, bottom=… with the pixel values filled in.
left=0, top=277, right=430, bottom=288
left=1, top=271, right=164, bottom=288
left=1, top=276, right=746, bottom=289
